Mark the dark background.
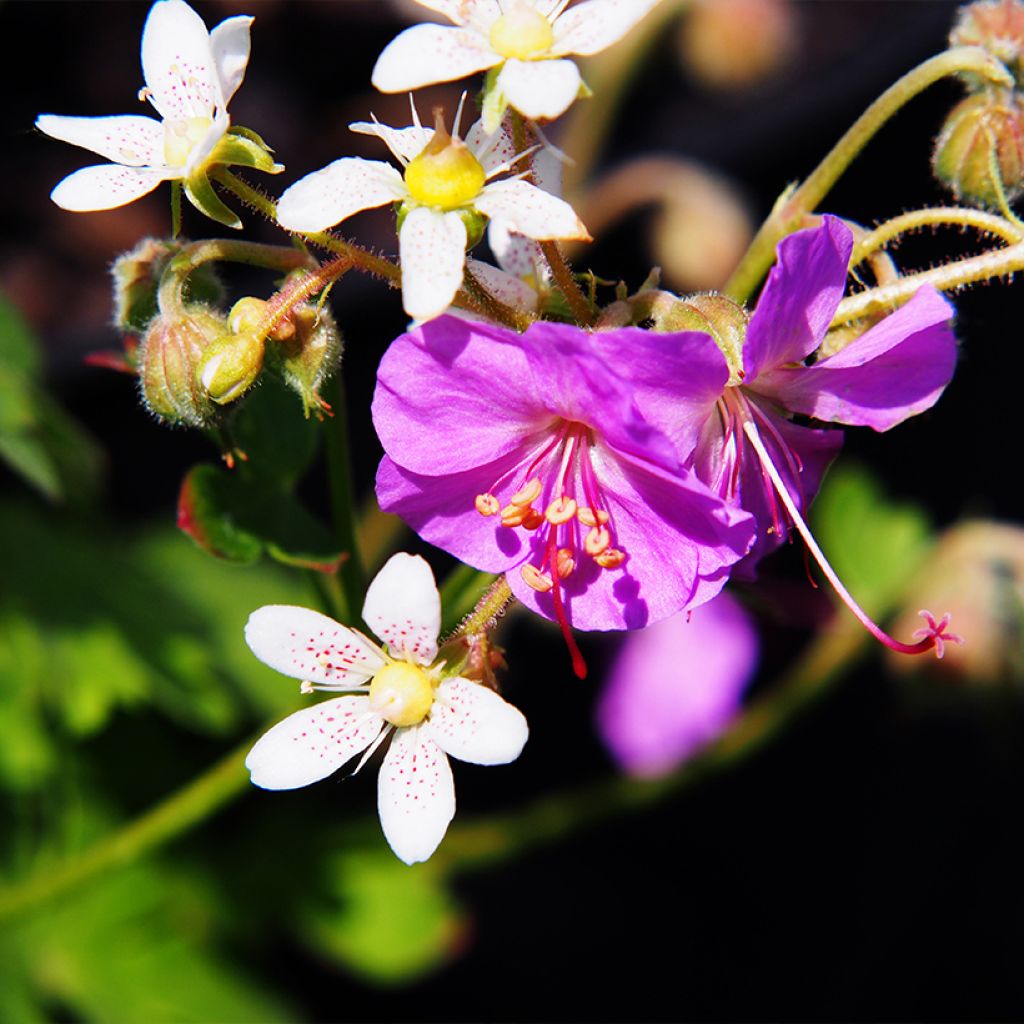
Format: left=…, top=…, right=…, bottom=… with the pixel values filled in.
left=5, top=1, right=1024, bottom=1020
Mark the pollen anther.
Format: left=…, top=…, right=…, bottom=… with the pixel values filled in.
left=510, top=478, right=542, bottom=507
left=500, top=504, right=527, bottom=527
left=556, top=548, right=576, bottom=577
left=520, top=563, right=554, bottom=592
left=595, top=548, right=626, bottom=569
left=584, top=526, right=611, bottom=556
left=545, top=496, right=577, bottom=524
left=577, top=506, right=610, bottom=527
left=475, top=493, right=500, bottom=516
left=522, top=507, right=545, bottom=530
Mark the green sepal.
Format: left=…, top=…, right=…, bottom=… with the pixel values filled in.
left=481, top=65, right=510, bottom=134
left=211, top=130, right=284, bottom=175
left=183, top=171, right=243, bottom=230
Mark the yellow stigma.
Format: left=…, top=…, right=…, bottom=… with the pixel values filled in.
left=489, top=3, right=555, bottom=59
left=163, top=116, right=213, bottom=168
left=404, top=109, right=486, bottom=210
left=368, top=662, right=435, bottom=727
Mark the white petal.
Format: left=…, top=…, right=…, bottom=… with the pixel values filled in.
left=371, top=23, right=500, bottom=93
left=50, top=164, right=174, bottom=211
left=487, top=221, right=546, bottom=281
left=246, top=696, right=383, bottom=790
left=531, top=143, right=565, bottom=195
left=475, top=178, right=589, bottom=241
left=244, top=605, right=386, bottom=687
left=350, top=121, right=433, bottom=166
left=362, top=553, right=441, bottom=665
left=465, top=257, right=540, bottom=312
left=465, top=120, right=518, bottom=177
left=184, top=111, right=228, bottom=176
left=408, top=0, right=502, bottom=27
left=398, top=206, right=468, bottom=322
left=142, top=0, right=220, bottom=120
left=550, top=0, right=661, bottom=56
left=377, top=727, right=455, bottom=865
left=35, top=114, right=164, bottom=167
left=209, top=14, right=253, bottom=108
left=276, top=158, right=406, bottom=233
left=496, top=58, right=582, bottom=122
left=426, top=678, right=529, bottom=765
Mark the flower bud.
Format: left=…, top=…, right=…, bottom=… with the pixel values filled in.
left=139, top=306, right=225, bottom=426
left=197, top=331, right=266, bottom=405
left=112, top=238, right=223, bottom=334
left=950, top=0, right=1024, bottom=89
left=933, top=91, right=1024, bottom=207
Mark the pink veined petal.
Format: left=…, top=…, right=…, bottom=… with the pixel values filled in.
left=208, top=14, right=253, bottom=109
left=377, top=726, right=456, bottom=865
left=49, top=164, right=175, bottom=211
left=350, top=120, right=433, bottom=166
left=743, top=216, right=853, bottom=382
left=426, top=677, right=529, bottom=765
left=550, top=0, right=662, bottom=56
left=245, top=695, right=383, bottom=790
left=244, top=605, right=386, bottom=687
left=595, top=592, right=758, bottom=778
left=398, top=206, right=469, bottom=321
left=371, top=23, right=501, bottom=93
left=141, top=0, right=221, bottom=121
left=753, top=285, right=957, bottom=432
left=475, top=178, right=589, bottom=241
left=362, top=553, right=442, bottom=665
left=35, top=114, right=165, bottom=167
left=496, top=58, right=582, bottom=122
left=276, top=158, right=406, bottom=233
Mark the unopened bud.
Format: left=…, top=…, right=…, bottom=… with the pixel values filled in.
left=139, top=306, right=225, bottom=426
left=198, top=331, right=266, bottom=405
left=668, top=293, right=749, bottom=384
left=933, top=91, right=1024, bottom=207
left=951, top=0, right=1024, bottom=89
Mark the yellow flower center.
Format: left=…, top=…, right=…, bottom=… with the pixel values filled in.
left=368, top=662, right=435, bottom=727
left=489, top=3, right=555, bottom=59
left=163, top=116, right=213, bottom=168
left=404, top=111, right=486, bottom=210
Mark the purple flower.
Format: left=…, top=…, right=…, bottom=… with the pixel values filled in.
left=372, top=315, right=755, bottom=672
left=595, top=591, right=758, bottom=778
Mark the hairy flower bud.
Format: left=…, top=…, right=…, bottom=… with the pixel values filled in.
left=933, top=91, right=1024, bottom=206
left=951, top=0, right=1024, bottom=89
left=139, top=306, right=225, bottom=426
left=198, top=331, right=266, bottom=405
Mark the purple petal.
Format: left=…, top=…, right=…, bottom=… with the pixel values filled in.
left=753, top=286, right=957, bottom=431
left=744, top=217, right=852, bottom=382
left=508, top=444, right=755, bottom=631
left=595, top=591, right=758, bottom=778
left=372, top=315, right=550, bottom=476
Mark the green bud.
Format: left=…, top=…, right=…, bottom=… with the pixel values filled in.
left=197, top=331, right=266, bottom=405
left=933, top=91, right=1024, bottom=207
left=139, top=306, right=226, bottom=426
left=950, top=0, right=1024, bottom=89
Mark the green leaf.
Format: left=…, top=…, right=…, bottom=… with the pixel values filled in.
left=303, top=848, right=467, bottom=984
left=812, top=463, right=934, bottom=614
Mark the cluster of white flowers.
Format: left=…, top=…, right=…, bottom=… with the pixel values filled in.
left=35, top=0, right=662, bottom=864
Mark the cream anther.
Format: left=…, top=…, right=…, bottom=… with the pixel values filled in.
left=556, top=548, right=576, bottom=578
left=577, top=507, right=610, bottom=527
left=545, top=496, right=577, bottom=525
left=521, top=563, right=554, bottom=592
left=584, top=526, right=611, bottom=556
left=510, top=478, right=542, bottom=506
left=501, top=504, right=528, bottom=527
left=475, top=493, right=500, bottom=516
left=595, top=548, right=626, bottom=569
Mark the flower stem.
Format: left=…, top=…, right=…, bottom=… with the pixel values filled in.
left=462, top=267, right=536, bottom=332
left=724, top=46, right=1014, bottom=305
left=0, top=741, right=251, bottom=923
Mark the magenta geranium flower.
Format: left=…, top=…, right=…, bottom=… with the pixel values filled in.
left=627, top=216, right=962, bottom=656
left=372, top=315, right=755, bottom=675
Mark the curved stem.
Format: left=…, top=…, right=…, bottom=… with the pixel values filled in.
left=724, top=46, right=1014, bottom=304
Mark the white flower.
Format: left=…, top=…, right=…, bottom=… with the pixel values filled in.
left=244, top=553, right=529, bottom=865
left=276, top=105, right=589, bottom=321
left=35, top=0, right=279, bottom=226
left=372, top=0, right=663, bottom=130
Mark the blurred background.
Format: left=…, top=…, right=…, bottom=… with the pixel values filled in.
left=3, top=1, right=1024, bottom=1020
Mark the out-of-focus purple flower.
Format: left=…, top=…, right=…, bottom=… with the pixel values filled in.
left=595, top=590, right=758, bottom=778
left=372, top=315, right=755, bottom=675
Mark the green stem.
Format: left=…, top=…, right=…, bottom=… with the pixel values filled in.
left=439, top=566, right=501, bottom=636
left=322, top=374, right=367, bottom=625
left=724, top=46, right=1013, bottom=304
left=0, top=742, right=251, bottom=923
left=170, top=180, right=182, bottom=239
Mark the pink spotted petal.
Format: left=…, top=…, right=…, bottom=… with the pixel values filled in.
left=142, top=0, right=221, bottom=121
left=377, top=727, right=456, bottom=865
left=244, top=605, right=386, bottom=687
left=50, top=164, right=176, bottom=212
left=475, top=178, right=590, bottom=241
left=551, top=0, right=662, bottom=56
left=408, top=0, right=502, bottom=26
left=362, top=553, right=441, bottom=664
left=371, top=23, right=501, bottom=93
left=350, top=120, right=433, bottom=166
left=398, top=206, right=468, bottom=322
left=208, top=15, right=253, bottom=109
left=245, top=695, right=383, bottom=790
left=426, top=677, right=529, bottom=765
left=35, top=114, right=164, bottom=167
left=496, top=58, right=583, bottom=122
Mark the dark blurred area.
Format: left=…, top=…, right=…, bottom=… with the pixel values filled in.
left=5, top=1, right=1024, bottom=1020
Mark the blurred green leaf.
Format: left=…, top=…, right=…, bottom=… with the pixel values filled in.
left=812, top=463, right=934, bottom=614
left=303, top=848, right=467, bottom=985
left=0, top=294, right=104, bottom=504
